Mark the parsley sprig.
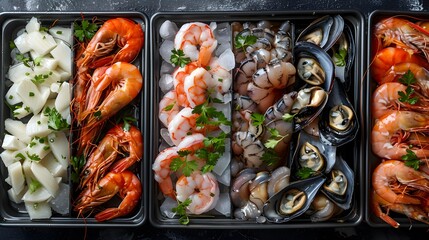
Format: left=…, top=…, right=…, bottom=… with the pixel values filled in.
left=44, top=107, right=70, bottom=131
left=261, top=148, right=280, bottom=166
left=74, top=19, right=99, bottom=42
left=172, top=198, right=192, bottom=225
left=196, top=132, right=228, bottom=173
left=234, top=34, right=257, bottom=51
left=398, top=70, right=418, bottom=105
left=170, top=150, right=199, bottom=177
left=401, top=148, right=421, bottom=170
left=334, top=48, right=347, bottom=67
left=250, top=112, right=265, bottom=126
left=170, top=49, right=191, bottom=67
left=296, top=167, right=315, bottom=179
left=71, top=155, right=86, bottom=184
left=264, top=128, right=289, bottom=149
left=192, top=98, right=231, bottom=128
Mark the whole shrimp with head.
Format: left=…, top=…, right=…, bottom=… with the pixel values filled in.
left=77, top=62, right=143, bottom=155
left=76, top=17, right=144, bottom=68
left=371, top=110, right=429, bottom=159
left=74, top=170, right=142, bottom=222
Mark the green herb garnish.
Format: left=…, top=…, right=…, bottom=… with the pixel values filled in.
left=31, top=73, right=50, bottom=84
left=71, top=155, right=86, bottom=184
left=261, top=148, right=280, bottom=166
left=401, top=148, right=421, bottom=170
left=334, top=48, right=347, bottom=67
left=196, top=132, right=228, bottom=173
left=29, top=178, right=42, bottom=193
left=16, top=54, right=31, bottom=67
left=26, top=152, right=41, bottom=161
left=193, top=100, right=231, bottom=128
left=170, top=150, right=198, bottom=177
left=163, top=102, right=176, bottom=111
left=43, top=107, right=70, bottom=131
left=172, top=198, right=192, bottom=225
left=296, top=167, right=315, bottom=179
left=9, top=41, right=16, bottom=50
left=234, top=34, right=257, bottom=51
left=74, top=19, right=99, bottom=42
left=264, top=128, right=289, bottom=149
left=170, top=49, right=191, bottom=68
left=398, top=70, right=418, bottom=105
left=282, top=113, right=296, bottom=122
left=250, top=112, right=265, bottom=127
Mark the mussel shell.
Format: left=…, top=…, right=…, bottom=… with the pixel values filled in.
left=332, top=24, right=355, bottom=91
left=296, top=15, right=344, bottom=51
left=290, top=131, right=337, bottom=180
left=293, top=41, right=335, bottom=93
left=263, top=176, right=326, bottom=223
left=319, top=80, right=359, bottom=146
left=321, top=156, right=354, bottom=210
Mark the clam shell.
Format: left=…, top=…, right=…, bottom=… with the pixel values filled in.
left=319, top=80, right=359, bottom=146
left=321, top=156, right=354, bottom=210
left=296, top=15, right=344, bottom=51
left=290, top=131, right=337, bottom=180
left=263, top=176, right=326, bottom=223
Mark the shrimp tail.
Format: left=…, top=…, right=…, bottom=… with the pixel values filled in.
left=371, top=191, right=400, bottom=228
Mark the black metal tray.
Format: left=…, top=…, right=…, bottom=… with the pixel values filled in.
left=365, top=10, right=429, bottom=228
left=149, top=10, right=364, bottom=228
left=0, top=12, right=149, bottom=227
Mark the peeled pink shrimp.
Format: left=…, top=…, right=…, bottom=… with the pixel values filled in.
left=168, top=107, right=200, bottom=146
left=176, top=171, right=219, bottom=214
left=183, top=67, right=216, bottom=108
left=153, top=147, right=179, bottom=199
left=159, top=90, right=179, bottom=127
left=174, top=22, right=217, bottom=67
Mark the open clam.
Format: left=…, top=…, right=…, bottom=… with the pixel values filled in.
left=290, top=131, right=337, bottom=180
left=263, top=176, right=326, bottom=223
left=296, top=15, right=344, bottom=51
left=321, top=156, right=354, bottom=210
left=318, top=80, right=359, bottom=146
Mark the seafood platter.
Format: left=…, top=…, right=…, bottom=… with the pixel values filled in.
left=366, top=11, right=429, bottom=228
left=0, top=12, right=148, bottom=226
left=150, top=11, right=364, bottom=228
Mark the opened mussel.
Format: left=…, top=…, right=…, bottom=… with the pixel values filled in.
left=296, top=15, right=344, bottom=51
left=321, top=156, right=354, bottom=210
left=331, top=24, right=355, bottom=91
left=294, top=41, right=335, bottom=91
left=319, top=80, right=359, bottom=146
left=263, top=176, right=325, bottom=223
left=290, top=131, right=337, bottom=180
left=306, top=193, right=341, bottom=222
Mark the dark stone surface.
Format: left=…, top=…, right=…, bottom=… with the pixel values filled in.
left=0, top=0, right=428, bottom=239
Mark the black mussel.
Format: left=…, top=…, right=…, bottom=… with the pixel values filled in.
left=296, top=15, right=344, bottom=51
left=290, top=86, right=328, bottom=132
left=263, top=176, right=326, bottom=223
left=294, top=41, right=335, bottom=91
left=319, top=80, right=359, bottom=146
left=321, top=156, right=354, bottom=210
left=290, top=131, right=337, bottom=180
left=331, top=24, right=355, bottom=91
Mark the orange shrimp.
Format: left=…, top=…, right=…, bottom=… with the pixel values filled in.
left=73, top=65, right=91, bottom=126
left=159, top=90, right=179, bottom=128
left=184, top=67, right=217, bottom=108
left=173, top=61, right=199, bottom=107
left=76, top=18, right=144, bottom=68
left=167, top=107, right=200, bottom=146
left=74, top=170, right=142, bottom=222
left=370, top=47, right=429, bottom=84
left=371, top=111, right=429, bottom=159
left=371, top=82, right=429, bottom=120
left=371, top=190, right=429, bottom=228
left=78, top=62, right=142, bottom=154
left=374, top=17, right=429, bottom=61
left=79, top=124, right=143, bottom=190
left=372, top=160, right=429, bottom=205
left=174, top=22, right=217, bottom=67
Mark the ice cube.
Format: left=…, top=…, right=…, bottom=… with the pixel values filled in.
left=160, top=61, right=175, bottom=75
left=214, top=163, right=231, bottom=187
left=159, top=40, right=174, bottom=63
left=218, top=48, right=235, bottom=71
left=213, top=141, right=231, bottom=176
left=160, top=197, right=178, bottom=218
left=159, top=20, right=178, bottom=41
left=214, top=192, right=231, bottom=217
left=214, top=22, right=231, bottom=44
left=159, top=74, right=174, bottom=93
left=160, top=128, right=174, bottom=146
left=49, top=183, right=70, bottom=215
left=215, top=42, right=231, bottom=57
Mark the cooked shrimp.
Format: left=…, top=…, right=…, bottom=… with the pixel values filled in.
left=375, top=17, right=429, bottom=61
left=383, top=62, right=429, bottom=98
left=74, top=170, right=141, bottom=222
left=78, top=62, right=143, bottom=154
left=208, top=57, right=232, bottom=94
left=73, top=65, right=91, bottom=125
left=174, top=22, right=217, bottom=67
left=372, top=82, right=429, bottom=120
left=184, top=67, right=217, bottom=108
left=168, top=107, right=200, bottom=146
left=371, top=111, right=429, bottom=159
left=159, top=90, right=179, bottom=127
left=173, top=61, right=199, bottom=107
left=176, top=171, right=219, bottom=214
left=77, top=18, right=144, bottom=68
left=371, top=190, right=429, bottom=228
left=372, top=160, right=429, bottom=205
left=370, top=47, right=429, bottom=84
left=79, top=124, right=142, bottom=190
left=153, top=147, right=179, bottom=199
